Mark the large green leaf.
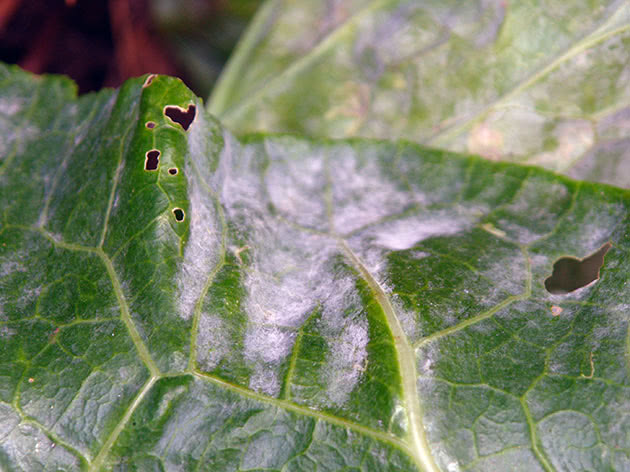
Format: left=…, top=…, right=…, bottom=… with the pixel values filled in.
left=2, top=65, right=630, bottom=471
left=209, top=0, right=630, bottom=188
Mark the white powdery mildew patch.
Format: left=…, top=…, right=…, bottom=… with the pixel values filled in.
left=0, top=326, right=15, bottom=339
left=330, top=147, right=420, bottom=234
left=218, top=137, right=350, bottom=395
left=1, top=249, right=42, bottom=313
left=249, top=368, right=281, bottom=398
left=176, top=176, right=221, bottom=320
left=242, top=230, right=338, bottom=395
left=12, top=423, right=82, bottom=469
left=196, top=313, right=228, bottom=370
left=346, top=207, right=477, bottom=290
left=529, top=253, right=550, bottom=276
left=0, top=105, right=39, bottom=158
left=0, top=250, right=28, bottom=277
left=497, top=178, right=570, bottom=244
left=245, top=325, right=296, bottom=364
left=0, top=97, right=26, bottom=117
left=245, top=324, right=293, bottom=396
left=220, top=143, right=267, bottom=220
left=481, top=251, right=528, bottom=296
left=568, top=202, right=625, bottom=251
left=446, top=461, right=461, bottom=472
left=370, top=210, right=474, bottom=251
left=264, top=139, right=328, bottom=229
left=324, top=319, right=369, bottom=406
left=312, top=274, right=370, bottom=406
left=391, top=293, right=419, bottom=340
left=495, top=220, right=541, bottom=245
left=186, top=106, right=227, bottom=190
left=0, top=403, right=19, bottom=441
left=417, top=343, right=440, bottom=377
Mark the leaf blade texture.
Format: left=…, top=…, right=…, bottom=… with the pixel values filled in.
left=2, top=64, right=630, bottom=471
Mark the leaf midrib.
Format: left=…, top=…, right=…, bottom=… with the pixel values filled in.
left=338, top=238, right=440, bottom=472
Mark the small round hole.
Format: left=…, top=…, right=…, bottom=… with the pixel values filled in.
left=168, top=168, right=178, bottom=175
left=172, top=208, right=185, bottom=222
left=146, top=121, right=156, bottom=129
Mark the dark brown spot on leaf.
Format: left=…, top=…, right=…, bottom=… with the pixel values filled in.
left=172, top=208, right=185, bottom=222
left=168, top=167, right=178, bottom=175
left=146, top=121, right=156, bottom=129
left=544, top=242, right=612, bottom=294
left=164, top=104, right=196, bottom=131
left=145, top=150, right=160, bottom=171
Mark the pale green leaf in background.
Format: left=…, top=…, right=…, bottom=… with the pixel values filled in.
left=209, top=0, right=630, bottom=187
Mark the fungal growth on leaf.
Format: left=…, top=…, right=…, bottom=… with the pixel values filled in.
left=164, top=104, right=196, bottom=130
left=544, top=242, right=612, bottom=294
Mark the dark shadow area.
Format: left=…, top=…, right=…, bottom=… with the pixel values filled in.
left=544, top=242, right=612, bottom=294
left=0, top=0, right=184, bottom=93
left=0, top=0, right=262, bottom=96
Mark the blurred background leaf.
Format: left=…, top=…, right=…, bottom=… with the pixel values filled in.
left=208, top=0, right=630, bottom=188
left=150, top=0, right=263, bottom=97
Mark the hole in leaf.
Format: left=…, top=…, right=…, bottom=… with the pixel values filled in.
left=168, top=167, right=178, bottom=175
left=146, top=121, right=156, bottom=129
left=143, top=74, right=156, bottom=88
left=544, top=242, right=612, bottom=294
left=164, top=104, right=196, bottom=131
left=144, top=150, right=160, bottom=171
left=172, top=208, right=185, bottom=222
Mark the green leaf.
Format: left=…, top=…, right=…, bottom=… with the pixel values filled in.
left=209, top=0, right=630, bottom=188
left=2, top=65, right=630, bottom=471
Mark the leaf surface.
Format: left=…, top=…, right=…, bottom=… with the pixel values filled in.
left=209, top=0, right=630, bottom=187
left=2, top=65, right=630, bottom=471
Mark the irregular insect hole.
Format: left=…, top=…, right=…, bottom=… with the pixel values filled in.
left=143, top=74, right=156, bottom=88
left=172, top=208, right=185, bottom=222
left=544, top=242, right=612, bottom=295
left=164, top=104, right=196, bottom=131
left=144, top=150, right=160, bottom=171
left=146, top=121, right=156, bottom=129
left=168, top=167, right=178, bottom=175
